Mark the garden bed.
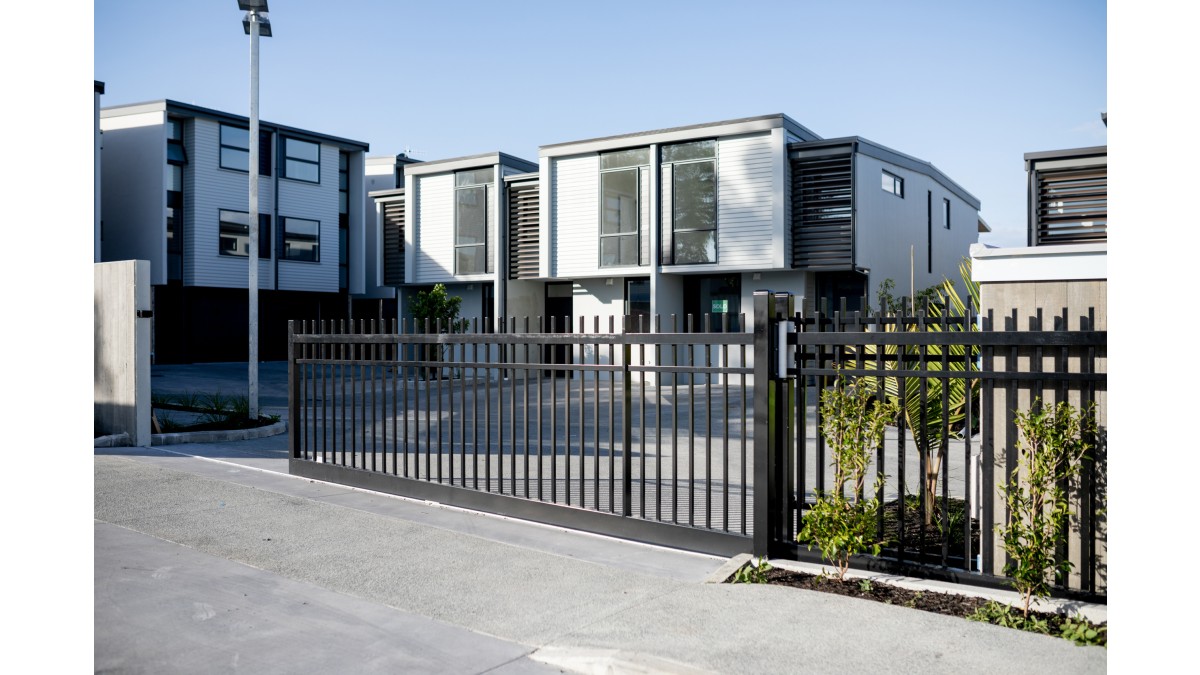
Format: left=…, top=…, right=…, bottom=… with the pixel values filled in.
left=727, top=563, right=1106, bottom=647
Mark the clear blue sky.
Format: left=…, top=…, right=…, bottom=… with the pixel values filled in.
left=94, top=0, right=1106, bottom=248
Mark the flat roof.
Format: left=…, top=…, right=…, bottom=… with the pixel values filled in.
left=1023, top=146, right=1107, bottom=163
left=100, top=99, right=369, bottom=152
left=540, top=113, right=821, bottom=157
left=402, top=152, right=538, bottom=177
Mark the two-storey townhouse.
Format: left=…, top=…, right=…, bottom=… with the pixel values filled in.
left=371, top=152, right=539, bottom=328
left=99, top=100, right=369, bottom=363
left=527, top=114, right=981, bottom=330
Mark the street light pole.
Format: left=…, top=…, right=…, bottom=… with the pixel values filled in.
left=240, top=1, right=271, bottom=419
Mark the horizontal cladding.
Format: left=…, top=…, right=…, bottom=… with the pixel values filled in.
left=414, top=173, right=455, bottom=283
left=276, top=143, right=340, bottom=293
left=186, top=117, right=276, bottom=289
left=552, top=154, right=599, bottom=277
left=716, top=133, right=775, bottom=267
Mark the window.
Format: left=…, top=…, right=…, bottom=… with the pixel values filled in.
left=663, top=140, right=717, bottom=264
left=167, top=118, right=187, bottom=281
left=882, top=170, right=904, bottom=197
left=599, top=148, right=649, bottom=267
left=282, top=137, right=320, bottom=183
left=219, top=124, right=271, bottom=175
left=943, top=198, right=951, bottom=229
left=625, top=278, right=651, bottom=333
left=455, top=167, right=493, bottom=275
left=281, top=217, right=320, bottom=261
left=339, top=152, right=350, bottom=289
left=219, top=209, right=271, bottom=258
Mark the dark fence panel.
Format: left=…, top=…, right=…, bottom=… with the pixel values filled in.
left=763, top=293, right=1106, bottom=598
left=288, top=314, right=755, bottom=556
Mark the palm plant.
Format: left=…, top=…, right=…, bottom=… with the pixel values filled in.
left=864, top=258, right=980, bottom=526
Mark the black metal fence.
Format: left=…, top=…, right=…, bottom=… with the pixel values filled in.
left=288, top=315, right=755, bottom=555
left=756, top=291, right=1106, bottom=597
left=287, top=292, right=1106, bottom=598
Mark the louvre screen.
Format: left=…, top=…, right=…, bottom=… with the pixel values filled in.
left=508, top=181, right=540, bottom=280
left=381, top=195, right=405, bottom=286
left=791, top=153, right=854, bottom=270
left=1034, top=166, right=1107, bottom=245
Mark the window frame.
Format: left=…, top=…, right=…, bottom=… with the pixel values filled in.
left=218, top=209, right=272, bottom=259
left=662, top=139, right=718, bottom=266
left=453, top=167, right=494, bottom=276
left=280, top=216, right=320, bottom=262
left=598, top=147, right=649, bottom=268
left=943, top=197, right=951, bottom=230
left=281, top=136, right=321, bottom=184
left=882, top=169, right=904, bottom=198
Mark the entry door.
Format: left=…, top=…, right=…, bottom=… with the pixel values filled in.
left=545, top=283, right=573, bottom=378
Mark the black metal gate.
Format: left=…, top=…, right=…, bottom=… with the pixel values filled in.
left=288, top=315, right=755, bottom=556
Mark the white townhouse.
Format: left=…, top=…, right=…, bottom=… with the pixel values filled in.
left=371, top=152, right=539, bottom=329
left=99, top=100, right=369, bottom=363
left=530, top=113, right=983, bottom=330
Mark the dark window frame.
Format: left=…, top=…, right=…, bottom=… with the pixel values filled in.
left=280, top=216, right=321, bottom=262
left=281, top=136, right=321, bottom=184
left=218, top=208, right=272, bottom=259
left=882, top=169, right=904, bottom=198
left=943, top=197, right=951, bottom=230
left=663, top=139, right=718, bottom=266
left=219, top=123, right=271, bottom=175
left=454, top=167, right=493, bottom=276
left=598, top=147, right=650, bottom=269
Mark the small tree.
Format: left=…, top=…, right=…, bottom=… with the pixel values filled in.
left=797, top=373, right=898, bottom=580
left=1001, top=399, right=1096, bottom=617
left=409, top=284, right=465, bottom=378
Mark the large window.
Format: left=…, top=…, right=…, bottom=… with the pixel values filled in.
left=282, top=137, right=320, bottom=183
left=455, top=167, right=493, bottom=275
left=219, top=124, right=271, bottom=175
left=599, top=148, right=649, bottom=267
left=663, top=140, right=716, bottom=264
left=219, top=210, right=271, bottom=258
left=882, top=170, right=904, bottom=197
left=339, top=152, right=350, bottom=289
left=281, top=217, right=319, bottom=262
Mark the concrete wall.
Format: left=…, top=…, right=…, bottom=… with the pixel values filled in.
left=974, top=258, right=1107, bottom=594
left=95, top=261, right=152, bottom=446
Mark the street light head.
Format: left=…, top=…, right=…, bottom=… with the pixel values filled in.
left=238, top=0, right=269, bottom=11
left=242, top=12, right=272, bottom=37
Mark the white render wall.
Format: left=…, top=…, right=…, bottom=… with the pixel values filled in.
left=362, top=158, right=399, bottom=300
left=99, top=111, right=168, bottom=284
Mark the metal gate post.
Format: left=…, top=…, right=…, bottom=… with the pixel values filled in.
left=753, top=290, right=791, bottom=556
left=288, top=320, right=300, bottom=460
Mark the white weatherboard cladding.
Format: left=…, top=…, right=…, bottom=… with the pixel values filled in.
left=185, top=118, right=276, bottom=289
left=487, top=182, right=496, bottom=275
left=277, top=142, right=341, bottom=292
left=414, top=173, right=455, bottom=283
left=640, top=166, right=650, bottom=266
left=552, top=154, right=600, bottom=277
left=716, top=133, right=775, bottom=268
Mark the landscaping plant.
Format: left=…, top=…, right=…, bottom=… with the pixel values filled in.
left=1000, top=398, right=1097, bottom=618
left=730, top=557, right=773, bottom=584
left=796, top=373, right=897, bottom=580
left=410, top=283, right=467, bottom=378
left=867, top=258, right=981, bottom=527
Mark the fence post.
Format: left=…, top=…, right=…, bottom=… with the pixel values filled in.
left=622, top=321, right=633, bottom=517
left=288, top=320, right=300, bottom=460
left=753, top=290, right=791, bottom=556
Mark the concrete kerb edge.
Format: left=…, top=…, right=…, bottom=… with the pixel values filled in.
left=147, top=420, right=287, bottom=446
left=765, top=558, right=1108, bottom=623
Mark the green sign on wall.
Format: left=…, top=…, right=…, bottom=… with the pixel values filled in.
left=712, top=299, right=728, bottom=313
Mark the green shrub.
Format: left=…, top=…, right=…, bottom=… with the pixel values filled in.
left=1000, top=399, right=1096, bottom=617
left=797, top=373, right=897, bottom=580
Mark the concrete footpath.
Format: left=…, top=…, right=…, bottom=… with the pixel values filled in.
left=95, top=430, right=1106, bottom=674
